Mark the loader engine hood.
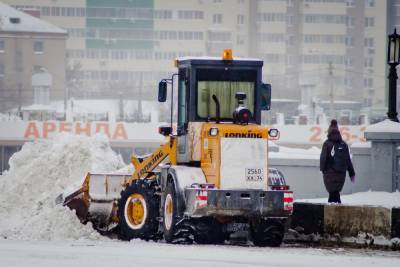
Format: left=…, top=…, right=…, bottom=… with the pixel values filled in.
left=220, top=138, right=268, bottom=190
left=200, top=124, right=269, bottom=190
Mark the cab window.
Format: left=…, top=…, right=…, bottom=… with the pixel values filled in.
left=197, top=81, right=254, bottom=119
left=195, top=68, right=256, bottom=121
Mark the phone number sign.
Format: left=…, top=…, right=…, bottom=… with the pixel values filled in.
left=274, top=125, right=366, bottom=145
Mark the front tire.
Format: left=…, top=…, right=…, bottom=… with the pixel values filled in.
left=118, top=179, right=160, bottom=241
left=163, top=182, right=193, bottom=244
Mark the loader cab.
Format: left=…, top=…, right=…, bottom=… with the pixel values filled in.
left=159, top=51, right=271, bottom=136
left=158, top=50, right=272, bottom=163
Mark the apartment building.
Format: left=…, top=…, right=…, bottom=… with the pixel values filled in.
left=2, top=0, right=388, bottom=115
left=0, top=2, right=67, bottom=112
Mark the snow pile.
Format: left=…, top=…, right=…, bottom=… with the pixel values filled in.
left=297, top=190, right=400, bottom=208
left=0, top=133, right=126, bottom=240
left=365, top=119, right=400, bottom=133
left=351, top=141, right=371, bottom=148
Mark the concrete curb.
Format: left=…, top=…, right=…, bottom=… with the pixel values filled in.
left=290, top=202, right=324, bottom=235
left=291, top=202, right=400, bottom=239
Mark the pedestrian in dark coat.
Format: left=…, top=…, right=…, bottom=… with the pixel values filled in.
left=320, top=120, right=355, bottom=203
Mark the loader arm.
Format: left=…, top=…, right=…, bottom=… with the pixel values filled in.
left=129, top=136, right=176, bottom=184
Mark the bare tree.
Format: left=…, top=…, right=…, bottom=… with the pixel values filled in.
left=66, top=61, right=83, bottom=99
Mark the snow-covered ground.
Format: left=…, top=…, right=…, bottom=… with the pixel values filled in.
left=0, top=239, right=399, bottom=267
left=297, top=191, right=400, bottom=208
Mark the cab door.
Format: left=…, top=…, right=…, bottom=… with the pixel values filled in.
left=177, top=68, right=190, bottom=163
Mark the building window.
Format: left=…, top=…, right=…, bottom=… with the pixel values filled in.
left=366, top=0, right=374, bottom=7
left=346, top=16, right=355, bottom=27
left=33, top=65, right=43, bottom=73
left=344, top=77, right=353, bottom=87
left=51, top=7, right=60, bottom=16
left=34, top=41, right=43, bottom=54
left=237, top=35, right=245, bottom=45
left=304, top=14, right=346, bottom=24
left=208, top=31, right=231, bottom=42
left=154, top=10, right=173, bottom=19
left=345, top=57, right=353, bottom=67
left=287, top=15, right=294, bottom=26
left=365, top=17, right=375, bottom=27
left=257, top=13, right=286, bottom=22
left=287, top=35, right=295, bottom=46
left=346, top=0, right=355, bottom=7
left=0, top=64, right=4, bottom=77
left=0, top=40, right=4, bottom=52
left=41, top=6, right=50, bottom=16
left=286, top=55, right=295, bottom=65
left=301, top=54, right=345, bottom=65
left=364, top=78, right=373, bottom=88
left=178, top=10, right=204, bottom=19
left=260, top=53, right=284, bottom=63
left=80, top=8, right=86, bottom=17
left=303, top=34, right=347, bottom=44
left=345, top=36, right=354, bottom=46
left=237, top=14, right=244, bottom=25
left=257, top=33, right=285, bottom=43
left=178, top=10, right=204, bottom=20
left=158, top=31, right=203, bottom=40
left=213, top=14, right=223, bottom=24
left=364, top=37, right=374, bottom=47
left=364, top=57, right=374, bottom=68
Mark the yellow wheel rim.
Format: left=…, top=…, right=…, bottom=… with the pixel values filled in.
left=164, top=193, right=173, bottom=231
left=125, top=193, right=147, bottom=229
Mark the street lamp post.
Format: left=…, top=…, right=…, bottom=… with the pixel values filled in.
left=387, top=29, right=400, bottom=122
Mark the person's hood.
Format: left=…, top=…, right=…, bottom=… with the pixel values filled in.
left=328, top=128, right=342, bottom=142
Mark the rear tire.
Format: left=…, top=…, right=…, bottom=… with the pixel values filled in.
left=251, top=219, right=284, bottom=247
left=118, top=179, right=160, bottom=241
left=193, top=219, right=226, bottom=244
left=162, top=182, right=193, bottom=244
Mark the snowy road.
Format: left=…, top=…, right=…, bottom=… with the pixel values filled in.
left=0, top=239, right=399, bottom=267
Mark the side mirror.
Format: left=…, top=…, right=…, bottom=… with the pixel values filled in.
left=158, top=81, right=167, bottom=102
left=260, top=83, right=271, bottom=111
left=158, top=126, right=172, bottom=136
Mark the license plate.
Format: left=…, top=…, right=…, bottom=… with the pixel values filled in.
left=245, top=168, right=264, bottom=182
left=226, top=223, right=249, bottom=232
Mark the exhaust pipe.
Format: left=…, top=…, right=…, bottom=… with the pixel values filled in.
left=212, top=94, right=220, bottom=123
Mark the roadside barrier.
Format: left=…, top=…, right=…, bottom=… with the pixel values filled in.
left=290, top=202, right=400, bottom=239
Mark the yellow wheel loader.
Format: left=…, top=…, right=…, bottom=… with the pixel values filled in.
left=63, top=50, right=293, bottom=246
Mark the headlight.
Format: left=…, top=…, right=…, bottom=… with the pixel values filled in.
left=209, top=127, right=219, bottom=136
left=268, top=128, right=279, bottom=138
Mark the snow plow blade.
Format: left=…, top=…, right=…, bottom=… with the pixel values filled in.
left=62, top=173, right=130, bottom=231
